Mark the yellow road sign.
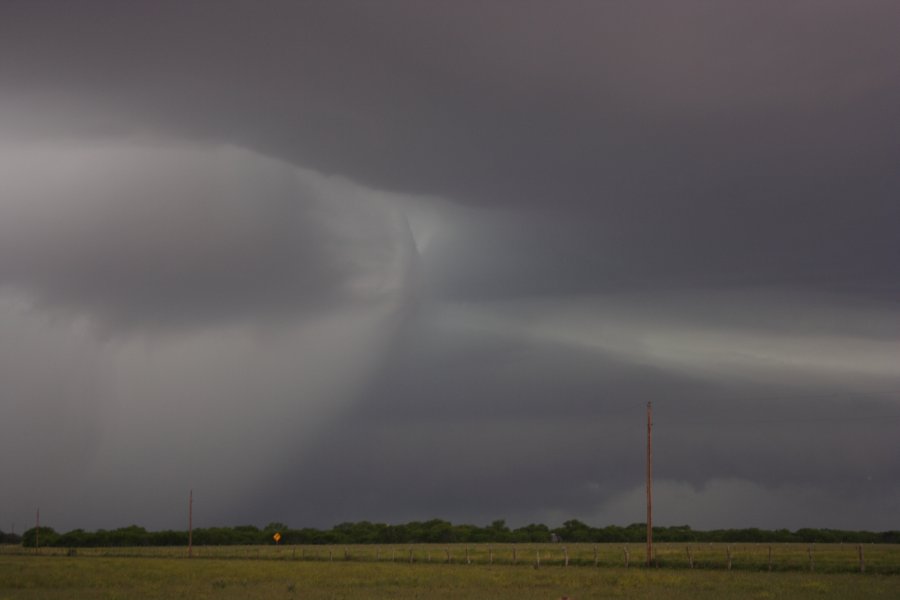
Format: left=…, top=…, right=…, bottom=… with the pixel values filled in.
left=273, top=532, right=282, bottom=543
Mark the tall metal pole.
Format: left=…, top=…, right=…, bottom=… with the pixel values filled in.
left=35, top=508, right=40, bottom=551
left=188, top=490, right=193, bottom=558
left=646, top=401, right=653, bottom=567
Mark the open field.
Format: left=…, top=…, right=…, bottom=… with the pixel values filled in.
left=4, top=543, right=900, bottom=574
left=2, top=545, right=900, bottom=599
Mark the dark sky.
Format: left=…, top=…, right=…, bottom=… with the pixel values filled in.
left=1, top=1, right=898, bottom=533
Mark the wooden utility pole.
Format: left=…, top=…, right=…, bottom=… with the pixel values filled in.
left=646, top=401, right=653, bottom=567
left=188, top=490, right=193, bottom=558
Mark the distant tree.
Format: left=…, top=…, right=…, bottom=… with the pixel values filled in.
left=230, top=525, right=262, bottom=544
left=150, top=529, right=188, bottom=546
left=655, top=525, right=694, bottom=543
left=596, top=525, right=627, bottom=542
left=331, top=521, right=374, bottom=544
left=880, top=531, right=900, bottom=544
left=13, top=520, right=900, bottom=547
left=58, top=529, right=90, bottom=547
left=0, top=529, right=22, bottom=545
left=486, top=519, right=511, bottom=542
left=21, top=527, right=60, bottom=548
left=512, top=523, right=550, bottom=543
left=795, top=528, right=828, bottom=543
left=263, top=522, right=288, bottom=534
left=108, top=525, right=151, bottom=546
left=420, top=519, right=455, bottom=543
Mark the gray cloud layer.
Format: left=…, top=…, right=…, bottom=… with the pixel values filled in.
left=1, top=1, right=898, bottom=532
left=0, top=142, right=414, bottom=332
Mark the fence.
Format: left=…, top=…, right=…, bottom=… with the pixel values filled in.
left=2, top=542, right=898, bottom=574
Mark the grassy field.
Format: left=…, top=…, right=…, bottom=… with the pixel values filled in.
left=2, top=554, right=900, bottom=599
left=2, top=545, right=900, bottom=599
left=3, top=542, right=899, bottom=573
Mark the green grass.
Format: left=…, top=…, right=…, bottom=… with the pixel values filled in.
left=4, top=542, right=899, bottom=574
left=1, top=547, right=899, bottom=599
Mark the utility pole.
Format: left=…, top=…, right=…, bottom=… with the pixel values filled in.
left=35, top=508, right=40, bottom=551
left=188, top=490, right=193, bottom=559
left=646, top=401, right=653, bottom=567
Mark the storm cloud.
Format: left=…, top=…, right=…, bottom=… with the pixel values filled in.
left=0, top=1, right=898, bottom=532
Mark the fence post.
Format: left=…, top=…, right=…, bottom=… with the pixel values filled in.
left=409, top=547, right=414, bottom=563
left=726, top=545, right=732, bottom=570
left=858, top=544, right=865, bottom=573
left=594, top=545, right=599, bottom=567
left=466, top=545, right=471, bottom=565
left=686, top=546, right=693, bottom=569
left=767, top=546, right=772, bottom=571
left=489, top=547, right=493, bottom=565
left=563, top=546, right=569, bottom=567
left=445, top=547, right=451, bottom=563
left=329, top=548, right=333, bottom=562
left=808, top=545, right=814, bottom=572
left=623, top=546, right=629, bottom=568
left=512, top=546, right=517, bottom=564
left=536, top=549, right=541, bottom=568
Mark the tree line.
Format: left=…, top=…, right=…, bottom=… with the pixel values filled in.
left=7, top=520, right=899, bottom=548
